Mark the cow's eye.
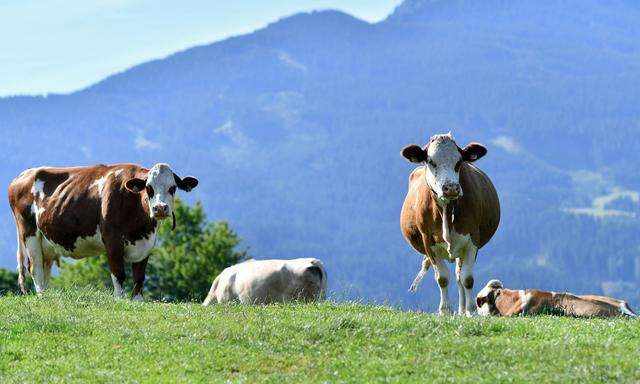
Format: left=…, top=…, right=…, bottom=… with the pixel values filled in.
left=427, top=158, right=436, bottom=167
left=455, top=159, right=462, bottom=172
left=169, top=186, right=177, bottom=195
left=146, top=185, right=154, bottom=198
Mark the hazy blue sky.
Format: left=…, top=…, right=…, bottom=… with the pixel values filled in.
left=0, top=1, right=402, bottom=97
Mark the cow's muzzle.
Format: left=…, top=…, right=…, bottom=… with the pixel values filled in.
left=441, top=183, right=461, bottom=200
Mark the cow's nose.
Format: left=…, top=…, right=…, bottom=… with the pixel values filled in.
left=153, top=204, right=169, bottom=217
left=442, top=183, right=461, bottom=198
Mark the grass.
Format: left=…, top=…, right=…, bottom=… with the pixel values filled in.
left=0, top=289, right=639, bottom=383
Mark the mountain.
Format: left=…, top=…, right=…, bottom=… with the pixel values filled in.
left=2, top=0, right=640, bottom=309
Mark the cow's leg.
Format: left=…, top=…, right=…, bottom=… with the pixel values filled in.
left=455, top=257, right=466, bottom=315
left=42, top=258, right=54, bottom=291
left=25, top=235, right=47, bottom=294
left=432, top=256, right=452, bottom=315
left=131, top=256, right=149, bottom=302
left=105, top=241, right=126, bottom=299
left=16, top=233, right=29, bottom=294
left=460, top=245, right=478, bottom=316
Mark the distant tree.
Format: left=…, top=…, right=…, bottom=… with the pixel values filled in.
left=54, top=198, right=246, bottom=301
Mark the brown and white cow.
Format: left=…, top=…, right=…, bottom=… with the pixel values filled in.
left=8, top=163, right=198, bottom=300
left=476, top=280, right=637, bottom=318
left=400, top=133, right=500, bottom=316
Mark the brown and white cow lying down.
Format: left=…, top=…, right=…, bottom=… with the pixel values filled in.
left=8, top=163, right=198, bottom=300
left=476, top=280, right=637, bottom=318
left=202, top=258, right=327, bottom=305
left=400, top=133, right=500, bottom=316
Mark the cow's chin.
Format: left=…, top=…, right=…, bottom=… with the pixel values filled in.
left=151, top=214, right=170, bottom=221
left=436, top=194, right=460, bottom=204
left=477, top=303, right=492, bottom=316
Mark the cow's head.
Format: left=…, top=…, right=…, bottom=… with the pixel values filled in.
left=401, top=133, right=487, bottom=203
left=125, top=163, right=198, bottom=227
left=476, top=279, right=504, bottom=316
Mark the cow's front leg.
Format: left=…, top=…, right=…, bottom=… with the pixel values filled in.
left=131, top=256, right=149, bottom=302
left=455, top=257, right=465, bottom=315
left=105, top=241, right=126, bottom=299
left=460, top=246, right=478, bottom=316
left=432, top=256, right=452, bottom=315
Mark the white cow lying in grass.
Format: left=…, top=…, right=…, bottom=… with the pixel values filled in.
left=202, top=258, right=327, bottom=305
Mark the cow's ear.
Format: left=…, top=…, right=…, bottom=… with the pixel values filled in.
left=125, top=178, right=147, bottom=193
left=460, top=143, right=487, bottom=162
left=401, top=145, right=428, bottom=163
left=174, top=174, right=199, bottom=192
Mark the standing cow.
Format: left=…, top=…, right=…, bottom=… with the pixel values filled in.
left=8, top=163, right=198, bottom=300
left=400, top=133, right=499, bottom=316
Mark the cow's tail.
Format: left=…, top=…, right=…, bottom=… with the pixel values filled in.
left=202, top=275, right=220, bottom=306
left=620, top=302, right=637, bottom=317
left=408, top=256, right=431, bottom=293
left=17, top=241, right=28, bottom=294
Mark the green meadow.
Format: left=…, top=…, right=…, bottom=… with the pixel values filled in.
left=0, top=289, right=638, bottom=383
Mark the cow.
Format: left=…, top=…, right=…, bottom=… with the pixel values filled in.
left=8, top=163, right=198, bottom=300
left=400, top=133, right=500, bottom=316
left=476, top=280, right=637, bottom=318
left=202, top=258, right=327, bottom=305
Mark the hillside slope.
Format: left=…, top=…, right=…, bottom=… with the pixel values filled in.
left=0, top=290, right=638, bottom=383
left=1, top=0, right=640, bottom=308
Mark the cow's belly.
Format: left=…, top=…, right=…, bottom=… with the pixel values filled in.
left=431, top=230, right=473, bottom=261
left=124, top=231, right=157, bottom=263
left=40, top=225, right=105, bottom=260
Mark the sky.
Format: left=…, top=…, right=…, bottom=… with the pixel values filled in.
left=0, top=0, right=402, bottom=97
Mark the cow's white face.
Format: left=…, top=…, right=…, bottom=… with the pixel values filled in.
left=145, top=164, right=178, bottom=220
left=424, top=135, right=464, bottom=201
left=401, top=133, right=488, bottom=203
left=125, top=163, right=198, bottom=227
left=476, top=279, right=503, bottom=316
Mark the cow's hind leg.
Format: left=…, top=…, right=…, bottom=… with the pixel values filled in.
left=25, top=235, right=47, bottom=294
left=16, top=234, right=28, bottom=294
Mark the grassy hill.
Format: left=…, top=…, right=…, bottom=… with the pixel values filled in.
left=0, top=290, right=638, bottom=383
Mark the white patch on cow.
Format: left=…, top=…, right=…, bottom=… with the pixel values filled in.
left=432, top=230, right=471, bottom=262
left=114, top=169, right=124, bottom=177
left=40, top=225, right=104, bottom=260
left=31, top=179, right=45, bottom=200
left=31, top=202, right=45, bottom=226
left=90, top=175, right=109, bottom=196
left=518, top=290, right=532, bottom=314
left=477, top=302, right=492, bottom=316
left=124, top=230, right=157, bottom=263
left=620, top=303, right=636, bottom=317
left=111, top=273, right=124, bottom=299
left=424, top=133, right=463, bottom=200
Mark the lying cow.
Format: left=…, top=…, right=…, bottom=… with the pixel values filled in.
left=400, top=133, right=500, bottom=315
left=476, top=280, right=637, bottom=318
left=8, top=163, right=198, bottom=300
left=202, top=258, right=327, bottom=305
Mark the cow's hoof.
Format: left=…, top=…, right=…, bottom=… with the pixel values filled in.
left=438, top=308, right=453, bottom=316
left=132, top=294, right=144, bottom=302
left=465, top=310, right=478, bottom=317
